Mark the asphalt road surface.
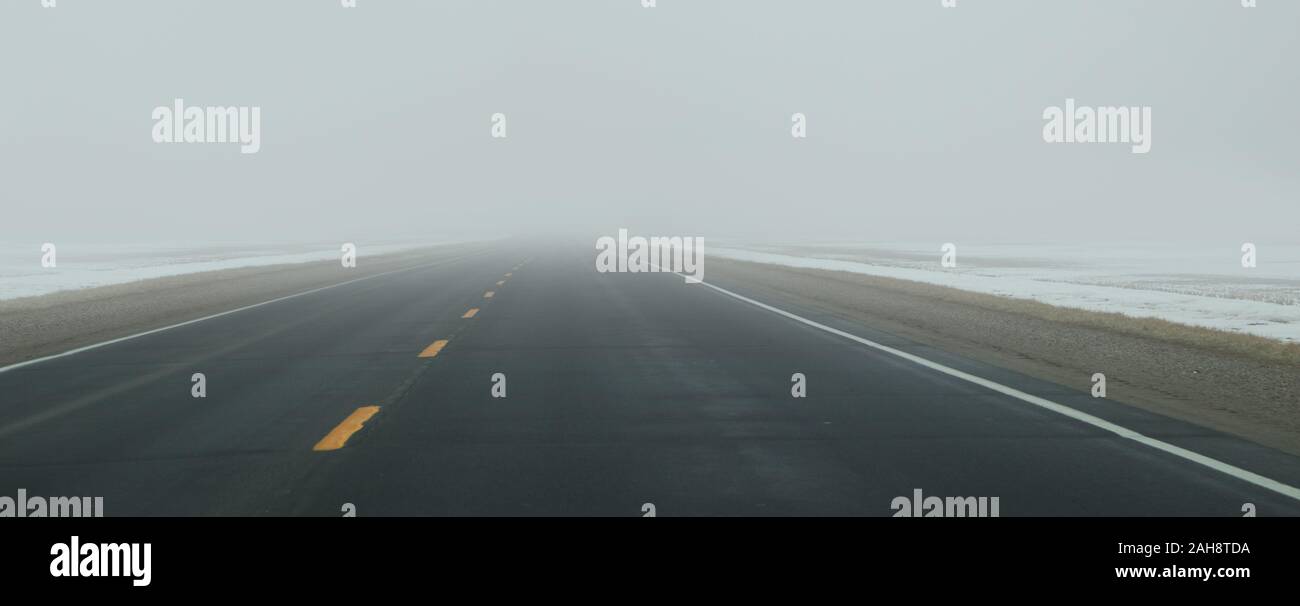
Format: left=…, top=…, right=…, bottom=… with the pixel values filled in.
left=2, top=242, right=1298, bottom=516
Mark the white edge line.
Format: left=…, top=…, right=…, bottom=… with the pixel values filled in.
left=677, top=272, right=1300, bottom=502
left=0, top=259, right=457, bottom=375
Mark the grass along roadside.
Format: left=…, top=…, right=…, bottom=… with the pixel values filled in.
left=708, top=258, right=1300, bottom=457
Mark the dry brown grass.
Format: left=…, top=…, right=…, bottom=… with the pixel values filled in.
left=832, top=270, right=1300, bottom=367
left=710, top=258, right=1300, bottom=455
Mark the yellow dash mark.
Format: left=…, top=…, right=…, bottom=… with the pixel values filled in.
left=505, top=273, right=513, bottom=277
left=313, top=406, right=381, bottom=452
left=496, top=280, right=505, bottom=286
left=418, top=339, right=449, bottom=358
left=484, top=291, right=495, bottom=299
left=462, top=308, right=479, bottom=319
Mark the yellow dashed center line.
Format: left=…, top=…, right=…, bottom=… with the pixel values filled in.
left=462, top=308, right=479, bottom=319
left=505, top=272, right=513, bottom=277
left=484, top=291, right=495, bottom=299
left=418, top=339, right=449, bottom=358
left=496, top=280, right=505, bottom=286
left=313, top=406, right=381, bottom=452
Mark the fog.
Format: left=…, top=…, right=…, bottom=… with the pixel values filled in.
left=2, top=0, right=1297, bottom=246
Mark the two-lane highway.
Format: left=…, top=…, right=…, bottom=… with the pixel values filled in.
left=1, top=242, right=1299, bottom=516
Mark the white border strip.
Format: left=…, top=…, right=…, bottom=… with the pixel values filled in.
left=684, top=275, right=1300, bottom=502
left=0, top=258, right=463, bottom=375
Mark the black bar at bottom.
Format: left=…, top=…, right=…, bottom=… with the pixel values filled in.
left=2, top=517, right=1289, bottom=595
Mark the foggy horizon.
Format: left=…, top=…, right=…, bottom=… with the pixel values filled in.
left=4, top=0, right=1298, bottom=245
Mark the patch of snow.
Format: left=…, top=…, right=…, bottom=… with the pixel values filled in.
left=712, top=243, right=1300, bottom=343
left=0, top=239, right=484, bottom=301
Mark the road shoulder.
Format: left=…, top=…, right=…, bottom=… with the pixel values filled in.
left=0, top=243, right=489, bottom=369
left=707, top=258, right=1300, bottom=457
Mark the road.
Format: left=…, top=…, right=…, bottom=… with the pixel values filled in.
left=1, top=242, right=1298, bottom=516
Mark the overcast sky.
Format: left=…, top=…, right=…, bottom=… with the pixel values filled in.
left=2, top=0, right=1296, bottom=245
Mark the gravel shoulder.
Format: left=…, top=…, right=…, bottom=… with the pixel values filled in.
left=0, top=242, right=491, bottom=369
left=708, top=258, right=1300, bottom=457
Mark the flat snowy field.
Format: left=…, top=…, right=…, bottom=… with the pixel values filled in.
left=714, top=242, right=1300, bottom=343
left=0, top=239, right=484, bottom=301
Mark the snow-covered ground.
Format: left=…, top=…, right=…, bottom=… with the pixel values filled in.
left=713, top=242, right=1300, bottom=343
left=0, top=239, right=483, bottom=301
